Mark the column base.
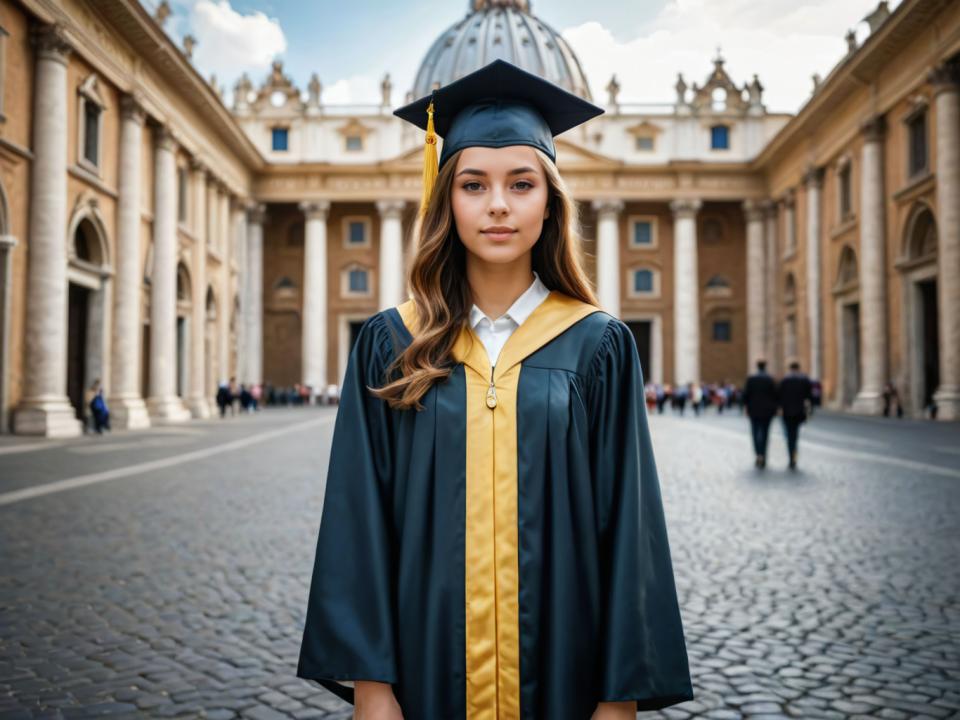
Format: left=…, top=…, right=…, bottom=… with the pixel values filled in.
left=146, top=395, right=192, bottom=424
left=851, top=390, right=884, bottom=415
left=932, top=385, right=960, bottom=421
left=13, top=397, right=82, bottom=437
left=107, top=395, right=152, bottom=430
left=185, top=396, right=211, bottom=419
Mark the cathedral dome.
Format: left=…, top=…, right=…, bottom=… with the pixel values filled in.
left=411, top=0, right=593, bottom=102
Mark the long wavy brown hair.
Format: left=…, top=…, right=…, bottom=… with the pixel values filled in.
left=369, top=146, right=599, bottom=411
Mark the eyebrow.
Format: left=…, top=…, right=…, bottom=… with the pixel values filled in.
left=455, top=166, right=538, bottom=177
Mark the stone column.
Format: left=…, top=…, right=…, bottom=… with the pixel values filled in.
left=218, top=188, right=231, bottom=381
left=14, top=25, right=80, bottom=437
left=764, top=200, right=780, bottom=374
left=108, top=95, right=151, bottom=429
left=670, top=199, right=702, bottom=385
left=804, top=167, right=825, bottom=380
left=300, top=201, right=330, bottom=397
left=744, top=199, right=767, bottom=370
left=233, top=202, right=248, bottom=383
left=853, top=115, right=888, bottom=415
left=205, top=176, right=218, bottom=403
left=592, top=199, right=624, bottom=318
left=146, top=125, right=190, bottom=423
left=246, top=204, right=265, bottom=384
left=186, top=160, right=210, bottom=418
left=377, top=200, right=406, bottom=310
left=931, top=62, right=960, bottom=419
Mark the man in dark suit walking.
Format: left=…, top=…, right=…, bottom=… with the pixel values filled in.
left=778, top=360, right=814, bottom=470
left=742, top=359, right=778, bottom=469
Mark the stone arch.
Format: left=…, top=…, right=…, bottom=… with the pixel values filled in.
left=835, top=244, right=858, bottom=289
left=66, top=195, right=110, bottom=270
left=902, top=202, right=937, bottom=261
left=64, top=197, right=112, bottom=421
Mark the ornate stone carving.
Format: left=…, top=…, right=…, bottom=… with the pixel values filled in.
left=299, top=200, right=331, bottom=220
left=804, top=166, right=825, bottom=188
left=31, top=24, right=72, bottom=64
left=120, top=94, right=146, bottom=125
left=861, top=114, right=886, bottom=141
left=669, top=198, right=702, bottom=219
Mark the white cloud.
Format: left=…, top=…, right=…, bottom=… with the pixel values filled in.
left=322, top=74, right=383, bottom=105
left=188, top=0, right=287, bottom=83
left=563, top=0, right=899, bottom=114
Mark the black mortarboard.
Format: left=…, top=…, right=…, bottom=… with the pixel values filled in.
left=394, top=58, right=604, bottom=216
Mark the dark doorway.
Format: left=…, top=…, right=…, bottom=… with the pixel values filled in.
left=625, top=320, right=652, bottom=382
left=176, top=316, right=188, bottom=398
left=841, top=302, right=860, bottom=407
left=67, top=283, right=90, bottom=420
left=142, top=322, right=150, bottom=400
left=919, top=279, right=939, bottom=410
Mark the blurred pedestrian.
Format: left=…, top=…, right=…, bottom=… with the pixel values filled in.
left=778, top=360, right=813, bottom=470
left=743, top=359, right=778, bottom=469
left=87, top=378, right=110, bottom=434
left=882, top=381, right=903, bottom=419
left=216, top=380, right=231, bottom=418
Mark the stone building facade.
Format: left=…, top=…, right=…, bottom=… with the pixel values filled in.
left=0, top=0, right=958, bottom=436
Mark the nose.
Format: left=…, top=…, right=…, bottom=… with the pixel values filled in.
left=488, top=186, right=508, bottom=216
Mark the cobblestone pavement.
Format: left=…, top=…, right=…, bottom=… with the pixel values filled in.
left=0, top=406, right=958, bottom=719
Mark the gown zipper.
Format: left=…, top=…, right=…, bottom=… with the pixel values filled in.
left=486, top=364, right=498, bottom=409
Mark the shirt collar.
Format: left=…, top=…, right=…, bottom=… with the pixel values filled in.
left=470, top=270, right=550, bottom=329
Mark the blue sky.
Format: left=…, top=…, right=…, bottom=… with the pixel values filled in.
left=145, top=0, right=896, bottom=114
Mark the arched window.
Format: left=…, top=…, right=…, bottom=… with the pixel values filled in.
left=905, top=205, right=937, bottom=261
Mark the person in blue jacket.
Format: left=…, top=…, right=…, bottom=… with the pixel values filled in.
left=297, top=59, right=693, bottom=720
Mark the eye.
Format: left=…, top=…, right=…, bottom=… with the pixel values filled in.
left=462, top=181, right=483, bottom=191
left=514, top=180, right=534, bottom=190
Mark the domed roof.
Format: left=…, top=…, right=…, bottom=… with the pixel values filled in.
left=411, top=0, right=593, bottom=103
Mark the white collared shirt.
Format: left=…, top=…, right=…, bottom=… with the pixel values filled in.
left=469, top=270, right=551, bottom=367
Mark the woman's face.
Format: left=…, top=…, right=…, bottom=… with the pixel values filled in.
left=451, top=145, right=549, bottom=267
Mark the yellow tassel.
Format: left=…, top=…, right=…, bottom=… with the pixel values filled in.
left=419, top=100, right=439, bottom=218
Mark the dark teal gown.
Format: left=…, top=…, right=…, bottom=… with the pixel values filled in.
left=296, top=293, right=693, bottom=719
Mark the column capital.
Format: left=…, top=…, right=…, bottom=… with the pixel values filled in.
left=31, top=23, right=72, bottom=64
left=742, top=199, right=766, bottom=222
left=669, top=198, right=702, bottom=219
left=781, top=188, right=797, bottom=208
left=299, top=200, right=331, bottom=221
left=929, top=60, right=960, bottom=96
left=591, top=198, right=625, bottom=216
left=120, top=94, right=147, bottom=125
left=376, top=199, right=406, bottom=219
left=188, top=156, right=207, bottom=176
left=152, top=123, right=178, bottom=153
left=804, top=166, right=825, bottom=188
left=761, top=199, right=778, bottom=219
left=860, top=114, right=886, bottom=142
left=247, top=203, right=267, bottom=225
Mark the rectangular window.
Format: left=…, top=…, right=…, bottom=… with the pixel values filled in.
left=348, top=221, right=365, bottom=244
left=634, top=269, right=654, bottom=293
left=635, top=136, right=654, bottom=151
left=633, top=221, right=652, bottom=246
left=346, top=135, right=363, bottom=151
left=177, top=167, right=188, bottom=224
left=349, top=269, right=368, bottom=292
left=83, top=102, right=101, bottom=166
left=271, top=127, right=289, bottom=152
left=712, top=320, right=732, bottom=342
left=710, top=125, right=729, bottom=150
left=908, top=112, right=927, bottom=177
left=839, top=164, right=852, bottom=220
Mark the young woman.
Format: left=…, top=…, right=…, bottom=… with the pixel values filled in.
left=297, top=59, right=693, bottom=720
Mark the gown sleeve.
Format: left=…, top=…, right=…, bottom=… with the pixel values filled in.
left=296, top=312, right=398, bottom=705
left=587, top=318, right=694, bottom=710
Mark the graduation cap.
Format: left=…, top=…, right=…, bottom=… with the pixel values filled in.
left=394, top=58, right=604, bottom=216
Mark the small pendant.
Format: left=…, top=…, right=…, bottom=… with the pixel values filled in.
left=486, top=385, right=498, bottom=409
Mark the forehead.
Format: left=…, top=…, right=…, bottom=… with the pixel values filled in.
left=455, top=145, right=542, bottom=173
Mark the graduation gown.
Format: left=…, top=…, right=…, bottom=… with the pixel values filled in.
left=296, top=290, right=693, bottom=719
